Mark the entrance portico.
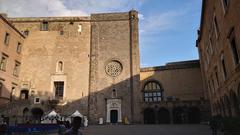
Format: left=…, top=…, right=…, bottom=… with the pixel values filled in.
left=106, top=98, right=122, bottom=123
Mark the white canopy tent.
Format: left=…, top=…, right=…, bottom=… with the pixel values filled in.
left=69, top=110, right=83, bottom=118
left=65, top=110, right=84, bottom=123
left=41, top=110, right=61, bottom=123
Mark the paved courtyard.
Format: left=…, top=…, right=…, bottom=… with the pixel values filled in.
left=82, top=124, right=212, bottom=135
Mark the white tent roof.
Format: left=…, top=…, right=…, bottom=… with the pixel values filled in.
left=48, top=110, right=58, bottom=116
left=70, top=110, right=83, bottom=118
left=43, top=110, right=60, bottom=119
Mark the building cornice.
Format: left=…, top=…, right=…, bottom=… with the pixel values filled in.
left=140, top=60, right=200, bottom=72
left=0, top=15, right=25, bottom=38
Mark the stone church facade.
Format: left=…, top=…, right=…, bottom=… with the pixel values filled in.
left=0, top=10, right=209, bottom=124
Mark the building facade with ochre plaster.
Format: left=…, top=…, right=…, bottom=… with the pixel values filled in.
left=0, top=10, right=209, bottom=124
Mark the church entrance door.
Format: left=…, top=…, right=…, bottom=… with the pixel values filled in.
left=110, top=110, right=118, bottom=123
left=106, top=99, right=122, bottom=123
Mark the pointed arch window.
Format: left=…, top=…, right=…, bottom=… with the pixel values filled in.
left=143, top=81, right=164, bottom=102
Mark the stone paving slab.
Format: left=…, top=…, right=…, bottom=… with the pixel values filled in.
left=82, top=124, right=212, bottom=135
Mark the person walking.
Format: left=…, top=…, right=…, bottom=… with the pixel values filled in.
left=210, top=117, right=218, bottom=135
left=64, top=116, right=83, bottom=135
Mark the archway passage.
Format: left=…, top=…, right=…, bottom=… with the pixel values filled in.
left=188, top=107, right=201, bottom=124
left=173, top=107, right=186, bottom=124
left=110, top=110, right=118, bottom=123
left=31, top=108, right=44, bottom=123
left=23, top=108, right=29, bottom=123
left=143, top=108, right=155, bottom=124
left=157, top=107, right=170, bottom=124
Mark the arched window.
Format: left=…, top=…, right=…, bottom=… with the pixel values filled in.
left=143, top=81, right=163, bottom=102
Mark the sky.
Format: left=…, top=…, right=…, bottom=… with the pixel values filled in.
left=0, top=0, right=202, bottom=67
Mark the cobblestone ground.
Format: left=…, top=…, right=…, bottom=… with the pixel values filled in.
left=82, top=124, right=212, bottom=135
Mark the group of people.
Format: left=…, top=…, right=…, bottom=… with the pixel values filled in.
left=209, top=116, right=224, bottom=135
left=59, top=116, right=83, bottom=135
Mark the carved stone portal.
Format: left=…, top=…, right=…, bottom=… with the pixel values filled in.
left=106, top=98, right=122, bottom=123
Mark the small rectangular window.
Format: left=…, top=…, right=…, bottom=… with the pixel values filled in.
left=13, top=61, right=21, bottom=77
left=54, top=81, right=64, bottom=99
left=34, top=97, right=40, bottom=104
left=4, top=32, right=10, bottom=45
left=0, top=54, right=8, bottom=71
left=17, top=42, right=22, bottom=53
left=41, top=22, right=48, bottom=31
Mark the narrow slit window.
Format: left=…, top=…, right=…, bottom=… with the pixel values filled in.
left=4, top=32, right=10, bottom=45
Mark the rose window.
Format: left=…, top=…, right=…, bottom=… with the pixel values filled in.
left=105, top=61, right=122, bottom=77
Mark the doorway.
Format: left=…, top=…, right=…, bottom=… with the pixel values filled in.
left=31, top=108, right=44, bottom=123
left=188, top=107, right=201, bottom=123
left=158, top=107, right=170, bottom=124
left=143, top=108, right=155, bottom=124
left=20, top=90, right=29, bottom=99
left=110, top=110, right=118, bottom=123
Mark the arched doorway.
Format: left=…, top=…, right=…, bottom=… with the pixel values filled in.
left=20, top=90, right=29, bottom=99
left=173, top=107, right=186, bottom=124
left=31, top=108, right=43, bottom=123
left=188, top=107, right=201, bottom=124
left=110, top=110, right=118, bottom=123
left=157, top=107, right=170, bottom=124
left=23, top=108, right=29, bottom=123
left=143, top=108, right=155, bottom=124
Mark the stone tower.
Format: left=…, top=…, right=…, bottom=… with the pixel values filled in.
left=88, top=10, right=140, bottom=124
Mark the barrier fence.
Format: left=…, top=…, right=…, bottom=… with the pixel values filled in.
left=1, top=124, right=60, bottom=135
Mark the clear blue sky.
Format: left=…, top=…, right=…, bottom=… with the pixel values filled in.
left=0, top=0, right=202, bottom=67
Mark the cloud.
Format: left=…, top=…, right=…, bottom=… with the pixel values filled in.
left=140, top=62, right=150, bottom=67
left=138, top=14, right=144, bottom=20
left=0, top=0, right=87, bottom=17
left=0, top=0, right=144, bottom=17
left=62, top=0, right=144, bottom=13
left=139, top=10, right=187, bottom=36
